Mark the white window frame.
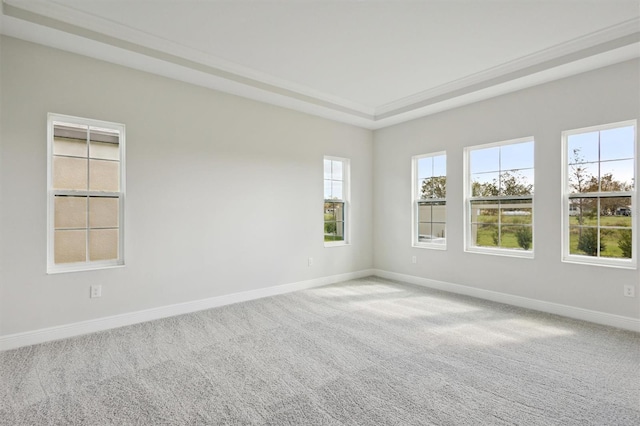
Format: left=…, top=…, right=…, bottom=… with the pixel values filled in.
left=561, top=120, right=637, bottom=269
left=47, top=113, right=126, bottom=274
left=464, top=137, right=535, bottom=258
left=324, top=156, right=350, bottom=247
left=412, top=152, right=447, bottom=250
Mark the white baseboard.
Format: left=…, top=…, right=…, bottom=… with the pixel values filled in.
left=372, top=269, right=640, bottom=333
left=0, top=269, right=375, bottom=351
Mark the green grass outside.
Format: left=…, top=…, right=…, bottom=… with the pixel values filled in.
left=475, top=225, right=529, bottom=250
left=324, top=213, right=344, bottom=242
left=568, top=228, right=630, bottom=258
left=474, top=214, right=631, bottom=257
left=569, top=215, right=631, bottom=227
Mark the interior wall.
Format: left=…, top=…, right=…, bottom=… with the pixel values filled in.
left=374, top=59, right=640, bottom=319
left=0, top=36, right=373, bottom=336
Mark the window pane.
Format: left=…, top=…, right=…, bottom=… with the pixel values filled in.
left=501, top=202, right=532, bottom=225
left=324, top=159, right=332, bottom=180
left=432, top=202, right=446, bottom=222
left=89, top=159, right=119, bottom=192
left=471, top=172, right=499, bottom=197
left=331, top=181, right=343, bottom=200
left=417, top=157, right=432, bottom=179
left=568, top=162, right=598, bottom=193
left=324, top=221, right=344, bottom=242
left=418, top=223, right=432, bottom=242
left=54, top=230, right=86, bottom=264
left=600, top=126, right=634, bottom=161
left=333, top=202, right=344, bottom=222
left=421, top=176, right=446, bottom=199
left=418, top=202, right=432, bottom=222
left=600, top=228, right=632, bottom=259
left=599, top=196, right=632, bottom=226
left=89, top=229, right=118, bottom=261
left=89, top=197, right=119, bottom=228
left=53, top=124, right=87, bottom=158
left=500, top=169, right=533, bottom=196
left=568, top=132, right=598, bottom=164
left=569, top=198, right=598, bottom=226
left=324, top=180, right=332, bottom=199
left=54, top=196, right=87, bottom=229
left=470, top=147, right=499, bottom=173
left=431, top=223, right=446, bottom=243
left=324, top=202, right=336, bottom=221
left=53, top=156, right=88, bottom=190
left=569, top=227, right=599, bottom=256
left=473, top=224, right=498, bottom=247
left=501, top=225, right=533, bottom=250
left=90, top=142, right=119, bottom=161
left=54, top=137, right=87, bottom=158
left=501, top=141, right=534, bottom=170
left=332, top=161, right=343, bottom=181
left=433, top=155, right=446, bottom=177
left=471, top=200, right=499, bottom=223
left=600, top=159, right=634, bottom=191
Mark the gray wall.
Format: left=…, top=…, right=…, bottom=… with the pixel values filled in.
left=374, top=59, right=640, bottom=319
left=0, top=37, right=373, bottom=335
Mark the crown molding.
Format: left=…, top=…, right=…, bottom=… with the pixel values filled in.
left=375, top=18, right=640, bottom=120
left=1, top=1, right=639, bottom=130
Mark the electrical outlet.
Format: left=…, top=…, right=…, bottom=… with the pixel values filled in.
left=90, top=285, right=102, bottom=298
left=623, top=285, right=635, bottom=298
left=308, top=257, right=313, bottom=267
left=411, top=256, right=417, bottom=264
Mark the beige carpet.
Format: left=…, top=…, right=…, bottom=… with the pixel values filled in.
left=1, top=277, right=638, bottom=425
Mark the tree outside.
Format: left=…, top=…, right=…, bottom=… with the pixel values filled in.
left=472, top=170, right=533, bottom=250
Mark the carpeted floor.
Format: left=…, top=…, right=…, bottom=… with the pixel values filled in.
left=1, top=277, right=639, bottom=425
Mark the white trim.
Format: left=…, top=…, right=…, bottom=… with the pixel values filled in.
left=372, top=269, right=640, bottom=333
left=560, top=119, right=637, bottom=269
left=411, top=152, right=447, bottom=250
left=0, top=269, right=375, bottom=351
left=324, top=156, right=350, bottom=246
left=464, top=137, right=535, bottom=256
left=47, top=113, right=126, bottom=274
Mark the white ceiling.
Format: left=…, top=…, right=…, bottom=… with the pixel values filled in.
left=2, top=0, right=639, bottom=129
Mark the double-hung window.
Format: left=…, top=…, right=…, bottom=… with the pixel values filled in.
left=47, top=114, right=125, bottom=273
left=465, top=138, right=534, bottom=257
left=562, top=120, right=636, bottom=268
left=324, top=156, right=349, bottom=246
left=412, top=152, right=446, bottom=248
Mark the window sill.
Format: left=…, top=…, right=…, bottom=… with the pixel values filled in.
left=465, top=247, right=534, bottom=259
left=47, top=261, right=125, bottom=274
left=412, top=243, right=447, bottom=251
left=562, top=255, right=636, bottom=270
left=324, top=241, right=350, bottom=248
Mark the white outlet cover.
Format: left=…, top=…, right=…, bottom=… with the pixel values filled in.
left=90, top=285, right=102, bottom=298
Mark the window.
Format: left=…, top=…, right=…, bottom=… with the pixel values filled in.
left=47, top=114, right=125, bottom=273
left=562, top=121, right=636, bottom=268
left=465, top=138, right=534, bottom=257
left=324, top=156, right=349, bottom=246
left=412, top=152, right=446, bottom=248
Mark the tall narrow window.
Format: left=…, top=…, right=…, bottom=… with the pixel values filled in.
left=47, top=114, right=125, bottom=273
left=562, top=121, right=636, bottom=268
left=412, top=152, right=446, bottom=248
left=465, top=138, right=534, bottom=257
left=324, top=156, right=349, bottom=246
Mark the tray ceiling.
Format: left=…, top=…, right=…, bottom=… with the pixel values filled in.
left=2, top=0, right=639, bottom=129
